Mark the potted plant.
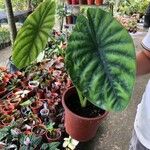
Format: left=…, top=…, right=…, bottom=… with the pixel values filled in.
left=67, top=0, right=72, bottom=4
left=79, top=0, right=87, bottom=4
left=87, top=0, right=95, bottom=5
left=62, top=8, right=136, bottom=141
left=32, top=124, right=46, bottom=137
left=45, top=122, right=61, bottom=142
left=71, top=0, right=79, bottom=5
left=95, top=0, right=103, bottom=5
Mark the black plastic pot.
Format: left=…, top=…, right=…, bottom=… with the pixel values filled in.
left=144, top=4, right=150, bottom=28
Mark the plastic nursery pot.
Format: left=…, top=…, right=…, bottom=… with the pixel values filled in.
left=1, top=115, right=14, bottom=126
left=73, top=15, right=77, bottom=24
left=62, top=86, right=108, bottom=142
left=40, top=108, right=49, bottom=118
left=67, top=0, right=72, bottom=4
left=28, top=80, right=39, bottom=90
left=20, top=79, right=28, bottom=88
left=79, top=0, right=87, bottom=4
left=45, top=129, right=61, bottom=143
left=95, top=0, right=103, bottom=5
left=9, top=97, right=21, bottom=108
left=66, top=16, right=73, bottom=24
left=87, top=0, right=95, bottom=5
left=0, top=66, right=7, bottom=71
left=30, top=101, right=43, bottom=114
left=71, top=0, right=79, bottom=5
left=37, top=89, right=45, bottom=99
left=32, top=124, right=46, bottom=137
left=2, top=104, right=15, bottom=115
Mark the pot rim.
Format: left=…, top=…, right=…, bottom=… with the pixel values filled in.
left=62, top=86, right=108, bottom=121
left=46, top=129, right=61, bottom=140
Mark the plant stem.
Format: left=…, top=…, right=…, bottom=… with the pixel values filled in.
left=76, top=88, right=87, bottom=108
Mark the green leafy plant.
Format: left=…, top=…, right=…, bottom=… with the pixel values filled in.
left=12, top=0, right=56, bottom=69
left=65, top=8, right=136, bottom=112
left=46, top=122, right=55, bottom=132
left=20, top=134, right=42, bottom=150
left=41, top=142, right=60, bottom=150
left=0, top=27, right=10, bottom=44
left=117, top=0, right=150, bottom=15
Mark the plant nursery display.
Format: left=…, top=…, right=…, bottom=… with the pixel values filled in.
left=67, top=0, right=104, bottom=5
left=0, top=0, right=137, bottom=148
left=0, top=27, right=10, bottom=50
left=116, top=15, right=138, bottom=33
left=0, top=55, right=78, bottom=149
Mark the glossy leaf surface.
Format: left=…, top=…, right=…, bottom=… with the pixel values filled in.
left=12, top=0, right=56, bottom=69
left=65, top=8, right=136, bottom=112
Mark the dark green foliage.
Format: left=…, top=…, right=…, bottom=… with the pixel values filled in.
left=41, top=142, right=60, bottom=150
left=65, top=8, right=136, bottom=112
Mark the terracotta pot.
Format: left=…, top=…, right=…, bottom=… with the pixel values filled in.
left=72, top=0, right=79, bottom=5
left=23, top=130, right=32, bottom=135
left=0, top=123, right=4, bottom=128
left=1, top=115, right=14, bottom=126
left=0, top=66, right=7, bottom=71
left=67, top=0, right=72, bottom=4
left=32, top=124, right=46, bottom=137
left=37, top=89, right=45, bottom=99
left=9, top=97, right=21, bottom=108
left=79, top=0, right=87, bottom=4
left=30, top=101, right=43, bottom=114
left=2, top=103, right=14, bottom=115
left=66, top=16, right=73, bottom=24
left=95, top=0, right=103, bottom=5
left=87, top=0, right=95, bottom=5
left=62, top=87, right=108, bottom=142
left=20, top=80, right=28, bottom=88
left=2, top=77, right=9, bottom=83
left=45, top=129, right=61, bottom=142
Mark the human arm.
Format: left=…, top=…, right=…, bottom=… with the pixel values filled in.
left=136, top=50, right=150, bottom=76
left=136, top=28, right=150, bottom=76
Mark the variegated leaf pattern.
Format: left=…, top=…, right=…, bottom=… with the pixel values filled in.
left=65, top=8, right=136, bottom=112
left=12, top=0, right=56, bottom=69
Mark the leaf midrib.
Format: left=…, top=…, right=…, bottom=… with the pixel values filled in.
left=86, top=11, right=119, bottom=105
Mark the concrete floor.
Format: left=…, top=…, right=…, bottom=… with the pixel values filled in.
left=0, top=30, right=149, bottom=150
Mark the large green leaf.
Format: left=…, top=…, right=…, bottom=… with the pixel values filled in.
left=12, top=0, right=56, bottom=69
left=65, top=8, right=136, bottom=112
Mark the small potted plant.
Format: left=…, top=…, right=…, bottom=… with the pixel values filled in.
left=79, top=0, right=87, bottom=4
left=32, top=124, right=46, bottom=137
left=87, top=0, right=95, bottom=5
left=95, top=0, right=103, bottom=5
left=71, top=0, right=79, bottom=5
left=45, top=122, right=61, bottom=143
left=62, top=8, right=136, bottom=141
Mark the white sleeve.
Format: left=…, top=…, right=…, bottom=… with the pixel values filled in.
left=141, top=28, right=150, bottom=51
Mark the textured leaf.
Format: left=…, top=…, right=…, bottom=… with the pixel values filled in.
left=12, top=0, right=56, bottom=69
left=0, top=127, right=9, bottom=141
left=65, top=8, right=136, bottom=112
left=41, top=142, right=60, bottom=150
